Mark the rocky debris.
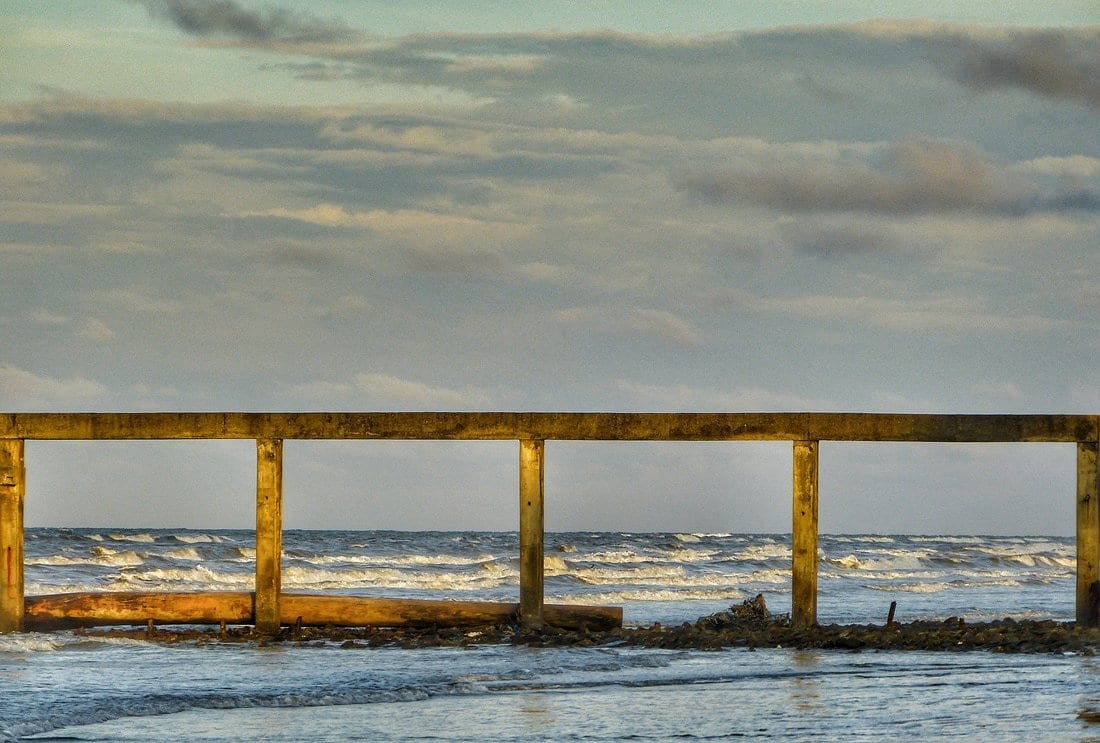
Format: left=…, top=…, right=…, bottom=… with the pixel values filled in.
left=78, top=602, right=1100, bottom=655
left=695, top=594, right=788, bottom=632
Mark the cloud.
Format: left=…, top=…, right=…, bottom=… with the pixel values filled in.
left=289, top=374, right=493, bottom=408
left=781, top=221, right=898, bottom=258
left=555, top=306, right=704, bottom=348
left=251, top=204, right=531, bottom=247
left=290, top=380, right=356, bottom=399
left=405, top=249, right=505, bottom=277
left=614, top=380, right=833, bottom=412
left=74, top=318, right=116, bottom=342
left=712, top=289, right=1073, bottom=335
left=945, top=30, right=1100, bottom=108
left=353, top=374, right=488, bottom=408
left=93, top=287, right=185, bottom=314
left=969, top=380, right=1024, bottom=401
left=30, top=310, right=70, bottom=325
left=1017, top=155, right=1100, bottom=179
left=134, top=0, right=359, bottom=43
left=678, top=137, right=1054, bottom=215
left=0, top=364, right=107, bottom=407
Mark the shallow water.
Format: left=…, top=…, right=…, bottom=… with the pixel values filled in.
left=3, top=529, right=1095, bottom=741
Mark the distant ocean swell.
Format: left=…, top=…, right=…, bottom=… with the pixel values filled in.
left=21, top=529, right=1077, bottom=625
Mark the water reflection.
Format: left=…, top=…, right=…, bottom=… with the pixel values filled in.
left=518, top=691, right=555, bottom=733
left=790, top=649, right=823, bottom=714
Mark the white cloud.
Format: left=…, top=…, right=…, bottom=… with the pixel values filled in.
left=252, top=204, right=531, bottom=246
left=628, top=309, right=705, bottom=348
left=289, top=380, right=356, bottom=400
left=555, top=306, right=704, bottom=347
left=614, top=380, right=834, bottom=412
left=93, top=287, right=185, bottom=314
left=74, top=318, right=115, bottom=341
left=354, top=373, right=488, bottom=408
left=716, top=290, right=1073, bottom=335
left=1016, top=155, right=1100, bottom=178
left=970, top=380, right=1025, bottom=401
left=0, top=364, right=107, bottom=407
left=30, top=309, right=69, bottom=325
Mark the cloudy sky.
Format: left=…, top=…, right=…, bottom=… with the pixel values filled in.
left=2, top=2, right=1098, bottom=534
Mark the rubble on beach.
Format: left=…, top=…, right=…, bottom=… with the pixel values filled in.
left=80, top=595, right=1100, bottom=655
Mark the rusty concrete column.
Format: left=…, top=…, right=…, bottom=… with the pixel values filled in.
left=519, top=439, right=545, bottom=627
left=255, top=438, right=283, bottom=633
left=1078, top=440, right=1099, bottom=626
left=0, top=439, right=25, bottom=633
left=792, top=440, right=819, bottom=628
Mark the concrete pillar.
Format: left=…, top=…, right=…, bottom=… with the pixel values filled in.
left=255, top=438, right=283, bottom=633
left=0, top=439, right=24, bottom=633
left=1078, top=440, right=1099, bottom=626
left=519, top=439, right=545, bottom=627
left=792, top=440, right=819, bottom=628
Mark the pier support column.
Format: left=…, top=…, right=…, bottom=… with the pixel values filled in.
left=519, top=439, right=545, bottom=627
left=1078, top=440, right=1099, bottom=626
left=0, top=439, right=24, bottom=633
left=792, top=440, right=819, bottom=628
left=255, top=438, right=283, bottom=634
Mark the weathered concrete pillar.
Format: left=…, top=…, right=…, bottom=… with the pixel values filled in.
left=0, top=439, right=25, bottom=633
left=519, top=439, right=545, bottom=627
left=1078, top=440, right=1099, bottom=626
left=792, top=440, right=819, bottom=628
left=255, top=438, right=283, bottom=633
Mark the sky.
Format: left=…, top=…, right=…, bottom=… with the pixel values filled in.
left=1, top=1, right=1098, bottom=535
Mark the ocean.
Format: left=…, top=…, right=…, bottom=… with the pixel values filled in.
left=3, top=529, right=1098, bottom=741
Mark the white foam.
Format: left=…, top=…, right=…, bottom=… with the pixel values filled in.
left=572, top=564, right=687, bottom=585
left=278, top=565, right=515, bottom=592
left=0, top=633, right=64, bottom=653
left=866, top=582, right=946, bottom=593
left=107, top=533, right=157, bottom=543
left=577, top=548, right=717, bottom=565
left=735, top=544, right=792, bottom=561
left=297, top=552, right=498, bottom=568
left=172, top=533, right=223, bottom=544
left=110, top=565, right=253, bottom=589
left=27, top=548, right=144, bottom=567
left=163, top=547, right=203, bottom=561
left=551, top=587, right=745, bottom=604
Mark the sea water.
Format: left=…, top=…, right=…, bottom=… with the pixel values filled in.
left=3, top=529, right=1098, bottom=741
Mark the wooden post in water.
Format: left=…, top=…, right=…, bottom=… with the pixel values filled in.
left=792, top=440, right=819, bottom=628
left=519, top=439, right=545, bottom=627
left=1078, top=440, right=1100, bottom=626
left=0, top=439, right=25, bottom=633
left=255, top=438, right=283, bottom=633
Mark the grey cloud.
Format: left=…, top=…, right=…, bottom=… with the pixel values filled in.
left=678, top=138, right=1053, bottom=215
left=946, top=30, right=1100, bottom=108
left=135, top=0, right=359, bottom=42
left=1042, top=188, right=1100, bottom=212
left=781, top=222, right=897, bottom=258
left=405, top=249, right=505, bottom=277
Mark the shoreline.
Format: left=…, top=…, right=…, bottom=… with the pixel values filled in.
left=74, top=596, right=1100, bottom=655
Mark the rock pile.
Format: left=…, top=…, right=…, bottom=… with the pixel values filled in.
left=82, top=595, right=1100, bottom=655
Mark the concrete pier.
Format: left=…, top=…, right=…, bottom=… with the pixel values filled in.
left=0, top=412, right=1096, bottom=632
